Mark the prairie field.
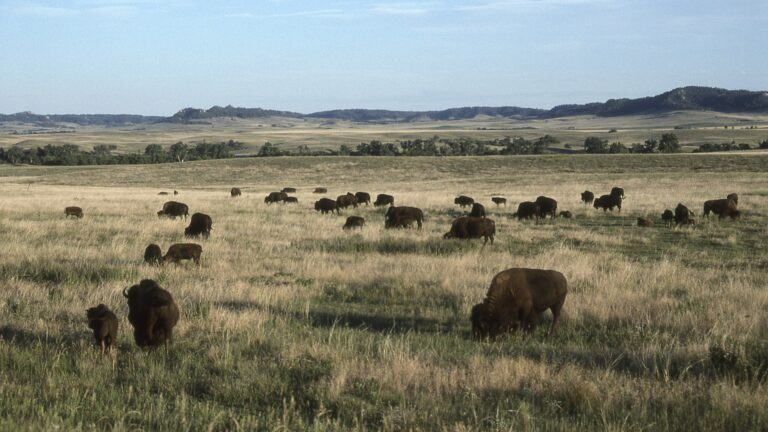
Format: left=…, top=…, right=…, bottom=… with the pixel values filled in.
left=0, top=154, right=767, bottom=431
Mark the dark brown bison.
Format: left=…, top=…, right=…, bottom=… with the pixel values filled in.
left=158, top=201, right=189, bottom=219
left=443, top=217, right=495, bottom=245
left=144, top=244, right=163, bottom=265
left=313, top=187, right=327, bottom=194
left=514, top=201, right=541, bottom=221
left=581, top=191, right=595, bottom=205
left=471, top=268, right=567, bottom=338
left=385, top=206, right=424, bottom=230
left=454, top=195, right=474, bottom=208
left=265, top=191, right=287, bottom=204
left=637, top=217, right=653, bottom=227
left=185, top=213, right=212, bottom=239
left=374, top=194, right=395, bottom=207
left=343, top=216, right=365, bottom=230
left=674, top=203, right=695, bottom=226
left=727, top=193, right=738, bottom=206
left=703, top=199, right=739, bottom=220
left=661, top=209, right=674, bottom=226
left=163, top=243, right=202, bottom=265
left=491, top=197, right=507, bottom=207
left=158, top=191, right=169, bottom=195
left=469, top=202, right=486, bottom=218
left=86, top=304, right=118, bottom=354
left=173, top=190, right=179, bottom=195
left=315, top=198, right=339, bottom=214
left=593, top=194, right=622, bottom=212
left=336, top=193, right=358, bottom=209
left=355, top=192, right=372, bottom=206
left=281, top=187, right=297, bottom=193
left=535, top=196, right=558, bottom=219
left=123, top=279, right=179, bottom=348
left=559, top=211, right=573, bottom=219
left=65, top=206, right=83, bottom=218
left=610, top=187, right=625, bottom=199
left=284, top=197, right=298, bottom=204
left=230, top=187, right=242, bottom=197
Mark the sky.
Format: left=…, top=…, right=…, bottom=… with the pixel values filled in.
left=0, top=0, right=766, bottom=115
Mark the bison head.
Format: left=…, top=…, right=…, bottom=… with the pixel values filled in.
left=86, top=304, right=111, bottom=322
left=470, top=303, right=492, bottom=339
left=123, top=279, right=169, bottom=305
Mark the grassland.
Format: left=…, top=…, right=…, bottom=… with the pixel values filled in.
left=0, top=154, right=767, bottom=431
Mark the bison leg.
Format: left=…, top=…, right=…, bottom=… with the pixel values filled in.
left=417, top=218, right=422, bottom=230
left=549, top=299, right=566, bottom=336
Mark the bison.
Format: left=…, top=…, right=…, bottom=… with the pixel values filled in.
left=514, top=201, right=541, bottom=221
left=674, top=203, right=695, bottom=226
left=157, top=201, right=189, bottom=219
left=315, top=198, right=339, bottom=214
left=374, top=194, right=394, bottom=207
left=385, top=206, right=424, bottom=230
left=144, top=244, right=163, bottom=265
left=284, top=196, right=298, bottom=204
left=535, top=196, right=558, bottom=219
left=471, top=268, right=567, bottom=339
left=355, top=192, right=372, bottom=206
left=336, top=193, right=358, bottom=209
left=469, top=202, right=486, bottom=218
left=230, top=187, right=242, bottom=197
left=661, top=209, right=674, bottom=226
left=637, top=217, right=653, bottom=227
left=443, top=217, right=496, bottom=246
left=454, top=195, right=474, bottom=208
left=727, top=193, right=739, bottom=206
left=163, top=243, right=202, bottom=265
left=491, top=197, right=507, bottom=207
left=123, top=279, right=179, bottom=348
left=703, top=199, right=739, bottom=220
left=158, top=191, right=169, bottom=195
left=173, top=190, right=179, bottom=195
left=282, top=187, right=297, bottom=193
left=65, top=206, right=83, bottom=218
left=313, top=187, right=328, bottom=194
left=343, top=216, right=365, bottom=230
left=86, top=304, right=118, bottom=354
left=593, top=194, right=622, bottom=212
left=265, top=191, right=287, bottom=204
left=581, top=191, right=595, bottom=205
left=610, top=187, right=625, bottom=199
left=559, top=211, right=573, bottom=219
left=184, top=213, right=212, bottom=239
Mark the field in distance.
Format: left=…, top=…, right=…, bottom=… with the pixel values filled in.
left=2, top=110, right=768, bottom=154
left=0, top=154, right=767, bottom=430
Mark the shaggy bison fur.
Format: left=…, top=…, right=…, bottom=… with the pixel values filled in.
left=230, top=187, right=242, bottom=197
left=163, top=243, right=202, bottom=265
left=284, top=197, right=298, bottom=204
left=454, top=195, right=474, bottom=208
left=185, top=213, right=213, bottom=239
left=703, top=198, right=739, bottom=220
left=637, top=217, right=653, bottom=227
left=374, top=194, right=394, bottom=207
left=355, top=192, right=372, bottom=206
left=727, top=193, right=739, bottom=206
left=315, top=198, right=339, bottom=214
left=144, top=244, right=163, bottom=265
left=559, top=211, right=573, bottom=219
left=581, top=191, right=595, bottom=205
left=158, top=201, right=189, bottom=219
left=491, top=197, right=507, bottom=207
left=343, top=216, right=365, bottom=230
left=281, top=187, right=297, bottom=193
left=471, top=268, right=567, bottom=338
left=65, top=206, right=83, bottom=218
left=265, top=191, right=287, bottom=204
left=336, top=193, right=358, bottom=209
left=443, top=217, right=495, bottom=245
left=314, top=187, right=327, bottom=194
left=593, top=194, right=622, bottom=212
left=86, top=304, right=118, bottom=354
left=661, top=209, right=674, bottom=226
left=469, top=202, right=486, bottom=218
left=535, top=196, right=558, bottom=219
left=674, top=203, right=695, bottom=226
left=514, top=201, right=541, bottom=221
left=385, top=206, right=424, bottom=230
left=610, top=187, right=625, bottom=199
left=123, top=279, right=179, bottom=348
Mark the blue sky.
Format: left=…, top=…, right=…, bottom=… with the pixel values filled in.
left=1, top=0, right=766, bottom=115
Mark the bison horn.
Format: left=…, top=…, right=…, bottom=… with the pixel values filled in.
left=123, top=287, right=129, bottom=298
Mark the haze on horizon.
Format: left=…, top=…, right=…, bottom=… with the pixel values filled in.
left=1, top=0, right=766, bottom=116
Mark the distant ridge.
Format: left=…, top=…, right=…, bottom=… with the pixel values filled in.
left=2, top=87, right=767, bottom=126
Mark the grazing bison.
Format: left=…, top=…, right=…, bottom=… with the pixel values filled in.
left=281, top=187, right=297, bottom=193
left=593, top=194, right=622, bottom=212
left=514, top=201, right=541, bottom=221
left=230, top=187, right=242, bottom=197
left=470, top=202, right=486, bottom=218
left=385, top=206, right=424, bottom=230
left=374, top=194, right=395, bottom=207
left=343, top=216, right=365, bottom=230
left=355, top=192, right=372, bottom=206
left=157, top=201, right=189, bottom=219
left=471, top=268, right=567, bottom=339
left=443, top=217, right=496, bottom=246
left=65, top=206, right=83, bottom=218
left=163, top=243, right=202, bottom=265
left=637, top=217, right=653, bottom=227
left=86, top=304, right=118, bottom=354
left=703, top=199, right=739, bottom=220
left=123, top=279, right=179, bottom=348
left=336, top=193, right=358, bottom=209
left=144, top=244, right=163, bottom=265
left=158, top=191, right=169, bottom=195
left=313, top=187, right=327, bottom=194
left=535, top=196, right=558, bottom=219
left=581, top=191, right=595, bottom=205
left=454, top=195, right=475, bottom=208
left=674, top=203, right=695, bottom=226
left=491, top=197, right=507, bottom=207
left=661, top=209, right=674, bottom=226
left=315, top=198, right=339, bottom=214
left=284, top=196, right=298, bottom=204
left=726, top=193, right=739, bottom=206
left=559, top=211, right=573, bottom=219
left=173, top=190, right=179, bottom=195
left=264, top=191, right=287, bottom=204
left=185, top=213, right=212, bottom=239
left=610, top=187, right=625, bottom=199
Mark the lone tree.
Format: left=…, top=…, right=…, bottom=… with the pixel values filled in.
left=658, top=133, right=681, bottom=153
left=584, top=137, right=608, bottom=154
left=170, top=141, right=188, bottom=162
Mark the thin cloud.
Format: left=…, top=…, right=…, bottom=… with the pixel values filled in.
left=456, top=0, right=612, bottom=11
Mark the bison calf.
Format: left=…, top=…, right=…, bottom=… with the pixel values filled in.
left=661, top=209, right=674, bottom=226
left=491, top=197, right=506, bottom=207
left=674, top=203, right=695, bottom=226
left=559, top=211, right=573, bottom=219
left=471, top=268, right=567, bottom=338
left=65, top=206, right=83, bottom=218
left=163, top=243, right=202, bottom=265
left=581, top=191, right=595, bottom=205
left=343, top=216, right=365, bottom=230
left=123, top=279, right=179, bottom=348
left=86, top=304, right=118, bottom=354
left=374, top=194, right=394, bottom=207
left=637, top=217, right=653, bottom=227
